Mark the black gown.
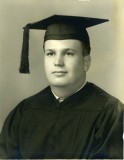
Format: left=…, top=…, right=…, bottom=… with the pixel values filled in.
left=0, top=82, right=123, bottom=159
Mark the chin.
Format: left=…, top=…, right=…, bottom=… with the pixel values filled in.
left=50, top=83, right=67, bottom=87
left=49, top=80, right=69, bottom=87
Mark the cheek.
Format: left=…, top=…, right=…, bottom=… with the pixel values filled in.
left=68, top=58, right=84, bottom=73
left=44, top=58, right=51, bottom=73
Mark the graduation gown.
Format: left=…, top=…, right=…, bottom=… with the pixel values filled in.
left=0, top=82, right=123, bottom=159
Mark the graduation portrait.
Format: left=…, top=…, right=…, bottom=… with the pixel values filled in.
left=0, top=0, right=124, bottom=159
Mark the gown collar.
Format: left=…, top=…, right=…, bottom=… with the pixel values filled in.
left=51, top=81, right=87, bottom=103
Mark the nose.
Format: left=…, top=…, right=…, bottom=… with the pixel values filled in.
left=54, top=54, right=64, bottom=66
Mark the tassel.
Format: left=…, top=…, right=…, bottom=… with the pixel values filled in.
left=19, top=24, right=31, bottom=73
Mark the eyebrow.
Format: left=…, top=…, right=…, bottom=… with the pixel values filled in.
left=45, top=49, right=55, bottom=52
left=64, top=48, right=76, bottom=52
left=45, top=48, right=76, bottom=52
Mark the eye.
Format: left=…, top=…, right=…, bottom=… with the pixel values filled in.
left=66, top=51, right=74, bottom=56
left=45, top=51, right=55, bottom=56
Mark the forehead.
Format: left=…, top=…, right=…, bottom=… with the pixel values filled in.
left=44, top=39, right=83, bottom=50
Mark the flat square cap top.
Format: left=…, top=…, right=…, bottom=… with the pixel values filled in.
left=29, top=15, right=109, bottom=30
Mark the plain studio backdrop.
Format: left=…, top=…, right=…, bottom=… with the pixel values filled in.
left=0, top=0, right=124, bottom=131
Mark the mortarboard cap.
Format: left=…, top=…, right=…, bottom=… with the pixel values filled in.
left=19, top=15, right=109, bottom=73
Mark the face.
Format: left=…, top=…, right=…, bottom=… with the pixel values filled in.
left=44, top=39, right=90, bottom=88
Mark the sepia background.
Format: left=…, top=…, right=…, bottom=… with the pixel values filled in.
left=0, top=0, right=124, bottom=131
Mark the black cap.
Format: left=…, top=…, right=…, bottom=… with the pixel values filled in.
left=19, top=15, right=109, bottom=73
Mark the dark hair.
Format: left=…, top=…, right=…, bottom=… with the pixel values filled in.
left=82, top=42, right=91, bottom=56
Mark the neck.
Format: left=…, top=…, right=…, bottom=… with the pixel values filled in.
left=50, top=79, right=86, bottom=98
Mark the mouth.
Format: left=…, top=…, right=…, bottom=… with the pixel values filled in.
left=52, top=71, right=67, bottom=73
left=52, top=71, right=67, bottom=76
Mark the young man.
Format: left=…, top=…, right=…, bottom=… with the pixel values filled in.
left=0, top=15, right=123, bottom=159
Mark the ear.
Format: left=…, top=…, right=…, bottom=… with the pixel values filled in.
left=84, top=55, right=91, bottom=72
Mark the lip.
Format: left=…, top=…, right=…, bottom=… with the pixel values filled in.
left=52, top=71, right=67, bottom=73
left=52, top=71, right=67, bottom=76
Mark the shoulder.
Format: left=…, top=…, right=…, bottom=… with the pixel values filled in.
left=14, top=85, right=53, bottom=112
left=87, top=82, right=124, bottom=111
left=23, top=85, right=51, bottom=103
